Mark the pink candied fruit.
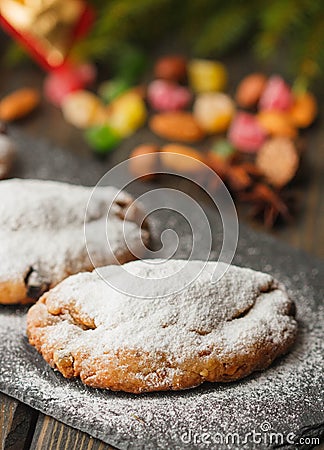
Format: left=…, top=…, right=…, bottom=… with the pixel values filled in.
left=147, top=79, right=192, bottom=111
left=259, top=75, right=293, bottom=111
left=44, top=63, right=97, bottom=106
left=228, top=112, right=267, bottom=153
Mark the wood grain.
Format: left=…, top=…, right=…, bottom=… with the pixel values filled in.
left=30, top=414, right=115, bottom=450
left=0, top=392, right=37, bottom=450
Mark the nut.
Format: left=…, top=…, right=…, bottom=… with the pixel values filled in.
left=235, top=73, right=267, bottom=108
left=154, top=55, right=187, bottom=81
left=0, top=88, right=40, bottom=122
left=129, top=144, right=160, bottom=180
left=160, top=143, right=204, bottom=172
left=150, top=112, right=205, bottom=142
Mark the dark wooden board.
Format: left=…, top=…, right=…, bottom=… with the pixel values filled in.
left=0, top=392, right=37, bottom=450
left=30, top=415, right=114, bottom=450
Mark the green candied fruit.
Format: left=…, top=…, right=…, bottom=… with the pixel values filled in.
left=85, top=125, right=121, bottom=154
left=211, top=139, right=236, bottom=159
left=98, top=78, right=131, bottom=104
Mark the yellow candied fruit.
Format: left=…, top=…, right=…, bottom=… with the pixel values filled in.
left=107, top=91, right=147, bottom=137
left=199, top=369, right=209, bottom=378
left=188, top=59, right=227, bottom=93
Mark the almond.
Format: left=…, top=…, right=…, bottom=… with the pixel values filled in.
left=150, top=112, right=205, bottom=142
left=0, top=88, right=40, bottom=122
left=160, top=143, right=204, bottom=172
left=129, top=144, right=160, bottom=180
left=235, top=73, right=267, bottom=108
left=154, top=56, right=187, bottom=81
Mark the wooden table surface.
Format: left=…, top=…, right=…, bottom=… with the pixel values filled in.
left=0, top=37, right=323, bottom=449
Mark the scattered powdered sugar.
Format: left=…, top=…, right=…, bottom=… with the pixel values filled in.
left=0, top=220, right=323, bottom=448
left=0, top=179, right=148, bottom=290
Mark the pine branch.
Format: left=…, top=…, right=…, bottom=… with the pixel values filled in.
left=193, top=2, right=256, bottom=56
left=2, top=0, right=324, bottom=85
left=3, top=42, right=29, bottom=66
left=294, top=11, right=324, bottom=82
left=77, top=0, right=173, bottom=60
left=255, top=0, right=303, bottom=60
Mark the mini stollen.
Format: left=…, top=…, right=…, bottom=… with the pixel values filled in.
left=27, top=259, right=297, bottom=393
left=0, top=178, right=149, bottom=304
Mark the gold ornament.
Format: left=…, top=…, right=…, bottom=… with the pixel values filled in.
left=0, top=0, right=85, bottom=66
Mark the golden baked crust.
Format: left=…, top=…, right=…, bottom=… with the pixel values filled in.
left=27, top=260, right=297, bottom=393
left=0, top=179, right=149, bottom=304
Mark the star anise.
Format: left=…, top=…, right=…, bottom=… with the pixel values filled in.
left=206, top=153, right=261, bottom=192
left=225, top=162, right=262, bottom=191
left=238, top=183, right=293, bottom=228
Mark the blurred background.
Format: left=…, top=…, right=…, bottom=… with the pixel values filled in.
left=0, top=0, right=323, bottom=256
